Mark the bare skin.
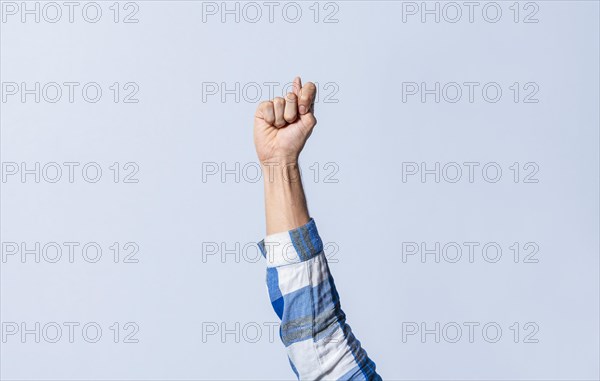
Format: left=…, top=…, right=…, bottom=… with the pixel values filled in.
left=253, top=77, right=318, bottom=235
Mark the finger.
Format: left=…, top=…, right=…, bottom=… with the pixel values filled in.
left=293, top=77, right=302, bottom=97
left=301, top=112, right=317, bottom=131
left=299, top=82, right=316, bottom=115
left=272, top=97, right=286, bottom=127
left=284, top=92, right=298, bottom=123
left=256, top=101, right=275, bottom=125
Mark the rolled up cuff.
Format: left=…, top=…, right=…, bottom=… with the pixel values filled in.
left=257, top=218, right=324, bottom=267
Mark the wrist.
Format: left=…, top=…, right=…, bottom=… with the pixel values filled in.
left=260, top=154, right=299, bottom=166
left=261, top=157, right=302, bottom=185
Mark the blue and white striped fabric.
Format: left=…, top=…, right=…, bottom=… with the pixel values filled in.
left=258, top=219, right=381, bottom=380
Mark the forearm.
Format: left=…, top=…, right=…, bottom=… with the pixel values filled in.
left=262, top=158, right=310, bottom=235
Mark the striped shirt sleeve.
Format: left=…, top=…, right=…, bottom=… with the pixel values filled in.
left=258, top=219, right=381, bottom=380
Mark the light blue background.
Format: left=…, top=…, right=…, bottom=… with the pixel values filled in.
left=1, top=1, right=599, bottom=380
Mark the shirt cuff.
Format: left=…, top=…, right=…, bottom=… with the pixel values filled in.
left=257, top=218, right=324, bottom=267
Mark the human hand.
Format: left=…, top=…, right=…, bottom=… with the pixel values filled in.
left=253, top=77, right=317, bottom=163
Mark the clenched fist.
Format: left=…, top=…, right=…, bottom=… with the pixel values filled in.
left=254, top=77, right=317, bottom=163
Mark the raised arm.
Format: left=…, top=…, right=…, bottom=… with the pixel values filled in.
left=254, top=77, right=381, bottom=380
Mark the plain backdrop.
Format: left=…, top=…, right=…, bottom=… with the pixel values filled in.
left=1, top=1, right=599, bottom=380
